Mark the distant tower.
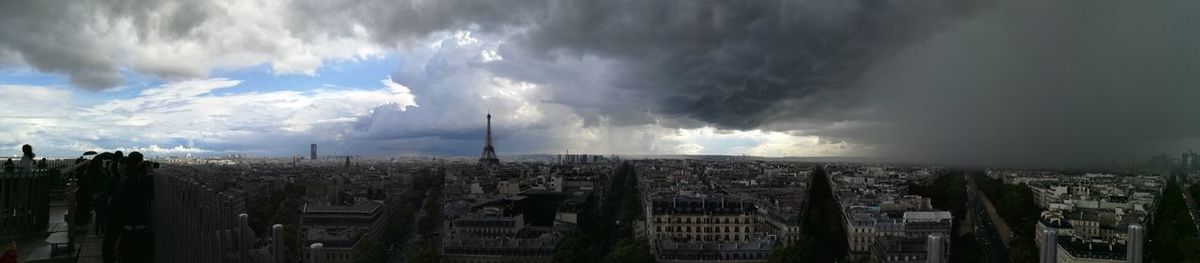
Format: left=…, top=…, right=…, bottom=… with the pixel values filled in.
left=311, top=144, right=317, bottom=160
left=478, top=114, right=500, bottom=166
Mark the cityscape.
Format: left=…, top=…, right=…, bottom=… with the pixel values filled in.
left=2, top=1, right=1199, bottom=263
left=2, top=114, right=1198, bottom=263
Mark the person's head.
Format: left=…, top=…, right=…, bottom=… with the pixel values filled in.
left=87, top=157, right=103, bottom=171
left=114, top=151, right=123, bottom=159
left=21, top=144, right=33, bottom=158
left=125, top=152, right=144, bottom=170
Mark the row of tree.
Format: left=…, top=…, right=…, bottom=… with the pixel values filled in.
left=240, top=182, right=307, bottom=263
left=1145, top=173, right=1200, bottom=262
left=907, top=171, right=984, bottom=262
left=407, top=168, right=446, bottom=263
left=767, top=166, right=849, bottom=263
left=353, top=168, right=445, bottom=263
left=970, top=172, right=1039, bottom=263
left=553, top=163, right=653, bottom=263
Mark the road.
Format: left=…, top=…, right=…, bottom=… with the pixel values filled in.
left=1176, top=179, right=1200, bottom=238
left=387, top=190, right=431, bottom=263
left=971, top=181, right=1013, bottom=247
left=965, top=175, right=1011, bottom=263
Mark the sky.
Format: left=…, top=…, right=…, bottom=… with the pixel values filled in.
left=0, top=0, right=1197, bottom=166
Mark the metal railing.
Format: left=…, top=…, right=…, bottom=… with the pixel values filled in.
left=0, top=170, right=54, bottom=237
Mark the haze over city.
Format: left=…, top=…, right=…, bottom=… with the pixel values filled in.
left=1, top=0, right=1196, bottom=167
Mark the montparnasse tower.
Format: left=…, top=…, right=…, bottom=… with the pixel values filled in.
left=478, top=113, right=500, bottom=166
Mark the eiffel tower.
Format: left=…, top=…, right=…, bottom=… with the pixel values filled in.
left=478, top=113, right=500, bottom=166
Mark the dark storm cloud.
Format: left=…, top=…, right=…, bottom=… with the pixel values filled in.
left=306, top=0, right=993, bottom=157
left=503, top=0, right=980, bottom=129
left=410, top=0, right=1199, bottom=165
left=295, top=0, right=978, bottom=129
left=809, top=0, right=1200, bottom=166
left=7, top=0, right=1194, bottom=164
left=287, top=0, right=548, bottom=45
left=0, top=0, right=218, bottom=89
left=0, top=2, right=124, bottom=89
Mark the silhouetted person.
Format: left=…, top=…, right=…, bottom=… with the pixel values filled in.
left=2, top=158, right=13, bottom=172
left=89, top=153, right=112, bottom=236
left=37, top=157, right=47, bottom=170
left=109, top=151, right=123, bottom=185
left=111, top=152, right=153, bottom=263
left=97, top=152, right=119, bottom=263
left=73, top=159, right=102, bottom=226
left=17, top=144, right=34, bottom=171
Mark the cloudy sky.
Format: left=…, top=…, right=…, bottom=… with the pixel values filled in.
left=0, top=0, right=1196, bottom=166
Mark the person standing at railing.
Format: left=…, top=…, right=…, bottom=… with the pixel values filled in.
left=109, top=151, right=123, bottom=178
left=72, top=157, right=101, bottom=226
left=96, top=152, right=121, bottom=263
left=17, top=144, right=35, bottom=171
left=111, top=151, right=153, bottom=263
left=2, top=158, right=12, bottom=172
left=87, top=154, right=110, bottom=236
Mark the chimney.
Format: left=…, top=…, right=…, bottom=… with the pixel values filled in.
left=310, top=243, right=324, bottom=263
left=1040, top=229, right=1057, bottom=263
left=1127, top=224, right=1144, bottom=263
left=927, top=233, right=945, bottom=263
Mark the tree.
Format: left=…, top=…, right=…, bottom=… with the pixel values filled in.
left=1146, top=174, right=1200, bottom=262
left=909, top=172, right=983, bottom=262
left=795, top=166, right=847, bottom=262
left=766, top=241, right=812, bottom=263
left=970, top=172, right=1039, bottom=263
left=352, top=237, right=384, bottom=263
left=553, top=233, right=600, bottom=263
left=604, top=240, right=654, bottom=263
left=405, top=242, right=441, bottom=263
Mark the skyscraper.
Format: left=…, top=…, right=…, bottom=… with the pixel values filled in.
left=479, top=114, right=500, bottom=166
left=311, top=144, right=317, bottom=160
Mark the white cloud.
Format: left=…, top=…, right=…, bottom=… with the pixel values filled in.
left=0, top=76, right=418, bottom=156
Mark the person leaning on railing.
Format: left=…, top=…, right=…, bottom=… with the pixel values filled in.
left=58, top=152, right=114, bottom=234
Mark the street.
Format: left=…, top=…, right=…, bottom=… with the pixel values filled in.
left=966, top=175, right=1011, bottom=263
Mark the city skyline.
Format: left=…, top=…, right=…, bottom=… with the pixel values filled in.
left=0, top=0, right=1198, bottom=167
